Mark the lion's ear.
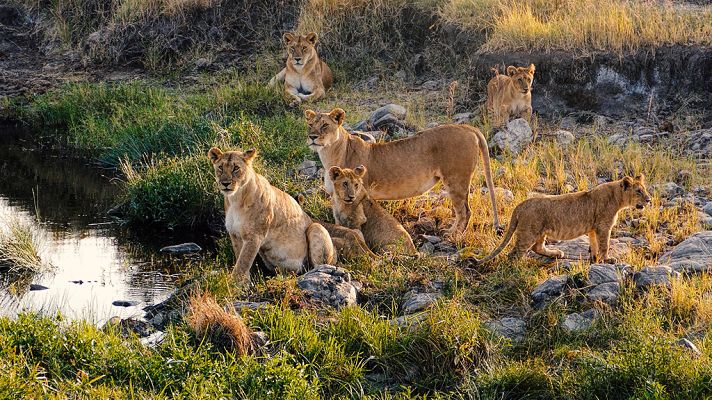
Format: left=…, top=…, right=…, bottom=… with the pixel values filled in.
left=283, top=32, right=295, bottom=44
left=621, top=176, right=634, bottom=190
left=506, top=66, right=517, bottom=76
left=208, top=147, right=223, bottom=163
left=329, top=108, right=346, bottom=126
left=305, top=32, right=318, bottom=45
left=635, top=174, right=646, bottom=184
left=329, top=166, right=342, bottom=181
left=354, top=165, right=367, bottom=178
left=304, top=109, right=317, bottom=122
left=527, top=63, right=535, bottom=74
left=242, top=148, right=257, bottom=163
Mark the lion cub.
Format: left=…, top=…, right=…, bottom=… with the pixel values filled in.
left=208, top=147, right=335, bottom=283
left=475, top=175, right=651, bottom=264
left=330, top=165, right=417, bottom=255
left=268, top=32, right=333, bottom=107
left=486, top=64, right=535, bottom=127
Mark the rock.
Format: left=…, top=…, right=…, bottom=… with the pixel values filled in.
left=561, top=309, right=597, bottom=333
left=420, top=235, right=442, bottom=245
left=370, top=104, right=407, bottom=123
left=699, top=212, right=712, bottom=228
left=159, top=243, right=202, bottom=255
left=485, top=317, right=526, bottom=341
left=658, top=231, right=712, bottom=275
left=112, top=300, right=140, bottom=307
left=194, top=58, right=211, bottom=69
left=393, top=70, right=407, bottom=81
left=652, top=182, right=684, bottom=199
left=352, top=131, right=378, bottom=143
left=492, top=118, right=533, bottom=155
left=633, top=265, right=680, bottom=290
left=104, top=317, right=155, bottom=338
left=297, top=265, right=360, bottom=308
left=681, top=128, right=712, bottom=158
left=587, top=282, right=621, bottom=305
left=352, top=104, right=408, bottom=135
left=560, top=116, right=577, bottom=131
left=419, top=241, right=435, bottom=254
left=420, top=80, right=440, bottom=91
left=401, top=291, right=441, bottom=314
left=534, top=235, right=630, bottom=262
left=291, top=159, right=319, bottom=179
left=531, top=275, right=568, bottom=307
left=588, top=263, right=630, bottom=285
left=554, top=130, right=575, bottom=146
left=674, top=338, right=702, bottom=356
left=452, top=112, right=474, bottom=125
left=481, top=187, right=514, bottom=202
left=29, top=284, right=48, bottom=291
left=410, top=53, right=426, bottom=75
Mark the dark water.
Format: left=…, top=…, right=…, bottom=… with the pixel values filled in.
left=0, top=127, right=183, bottom=322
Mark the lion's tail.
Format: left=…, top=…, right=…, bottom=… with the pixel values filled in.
left=475, top=209, right=518, bottom=264
left=476, top=129, right=501, bottom=231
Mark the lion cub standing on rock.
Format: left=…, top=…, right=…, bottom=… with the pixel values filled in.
left=474, top=175, right=651, bottom=264
left=268, top=32, right=333, bottom=107
left=330, top=165, right=417, bottom=254
left=486, top=64, right=535, bottom=127
left=208, top=147, right=334, bottom=283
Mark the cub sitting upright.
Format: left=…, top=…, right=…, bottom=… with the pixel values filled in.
left=474, top=175, right=651, bottom=264
left=486, top=63, right=535, bottom=127
left=268, top=32, right=333, bottom=107
left=208, top=147, right=335, bottom=283
left=330, top=165, right=417, bottom=255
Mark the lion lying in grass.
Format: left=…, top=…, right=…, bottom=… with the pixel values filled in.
left=330, top=165, right=417, bottom=255
left=208, top=147, right=335, bottom=283
left=474, top=175, right=651, bottom=264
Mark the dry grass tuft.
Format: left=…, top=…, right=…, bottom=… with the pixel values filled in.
left=0, top=218, right=50, bottom=274
left=186, top=293, right=255, bottom=355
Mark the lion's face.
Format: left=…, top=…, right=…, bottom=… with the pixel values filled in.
left=304, top=108, right=346, bottom=151
left=207, top=147, right=257, bottom=194
left=507, top=64, right=535, bottom=94
left=329, top=165, right=367, bottom=205
left=621, top=175, right=651, bottom=209
left=283, top=32, right=318, bottom=68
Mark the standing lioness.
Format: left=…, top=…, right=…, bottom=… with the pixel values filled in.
left=268, top=32, right=333, bottom=107
left=305, top=108, right=501, bottom=234
left=474, top=176, right=651, bottom=264
left=486, top=64, right=535, bottom=127
left=208, top=147, right=335, bottom=283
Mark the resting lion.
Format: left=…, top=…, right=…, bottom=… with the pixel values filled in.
left=330, top=165, right=417, bottom=254
left=474, top=175, right=651, bottom=264
left=486, top=64, right=535, bottom=127
left=208, top=147, right=335, bottom=283
left=305, top=108, right=501, bottom=234
left=268, top=32, right=333, bottom=107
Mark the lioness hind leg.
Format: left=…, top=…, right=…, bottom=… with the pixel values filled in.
left=307, top=223, right=336, bottom=267
left=507, top=233, right=537, bottom=260
left=443, top=177, right=472, bottom=234
left=533, top=236, right=564, bottom=259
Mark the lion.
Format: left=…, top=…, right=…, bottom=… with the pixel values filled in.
left=304, top=108, right=501, bottom=235
left=268, top=32, right=333, bottom=107
left=473, top=175, right=651, bottom=264
left=330, top=165, right=417, bottom=254
left=208, top=147, right=335, bottom=283
left=486, top=64, right=535, bottom=127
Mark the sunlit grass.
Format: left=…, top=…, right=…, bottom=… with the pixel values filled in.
left=0, top=219, right=50, bottom=274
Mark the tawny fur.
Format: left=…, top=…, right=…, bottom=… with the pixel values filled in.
left=305, top=108, right=501, bottom=234
left=208, top=147, right=335, bottom=284
left=486, top=64, right=535, bottom=127
left=318, top=220, right=378, bottom=260
left=268, top=32, right=333, bottom=107
left=476, top=176, right=651, bottom=264
left=329, top=165, right=417, bottom=254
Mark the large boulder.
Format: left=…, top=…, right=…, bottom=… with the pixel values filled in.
left=492, top=118, right=533, bottom=155
left=297, top=265, right=360, bottom=308
left=531, top=275, right=568, bottom=308
left=586, top=263, right=630, bottom=305
left=633, top=265, right=680, bottom=290
left=658, top=231, right=712, bottom=275
left=401, top=290, right=441, bottom=314
left=531, top=235, right=630, bottom=262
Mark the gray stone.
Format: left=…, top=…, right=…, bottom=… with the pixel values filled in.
left=292, top=159, right=319, bottom=179
left=485, top=317, right=526, bottom=341
left=659, top=231, right=712, bottom=275
left=419, top=241, right=435, bottom=254
left=492, top=118, right=533, bottom=155
left=699, top=212, right=712, bottom=228
left=297, top=265, right=359, bottom=308
left=703, top=202, right=712, bottom=217
left=554, top=130, right=575, bottom=146
left=588, top=263, right=629, bottom=285
left=652, top=182, right=684, bottom=199
left=531, top=275, right=568, bottom=306
left=538, top=235, right=630, bottom=262
left=401, top=291, right=441, bottom=314
left=29, top=284, right=48, bottom=291
left=674, top=338, right=702, bottom=356
left=633, top=265, right=680, bottom=290
left=352, top=131, right=378, bottom=143
left=112, top=300, right=140, bottom=307
left=104, top=317, right=155, bottom=338
left=159, top=242, right=202, bottom=255
left=353, top=104, right=408, bottom=134
left=561, top=309, right=597, bottom=333
left=587, top=282, right=621, bottom=305
left=420, top=235, right=443, bottom=245
left=420, top=80, right=441, bottom=91
left=452, top=112, right=474, bottom=124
